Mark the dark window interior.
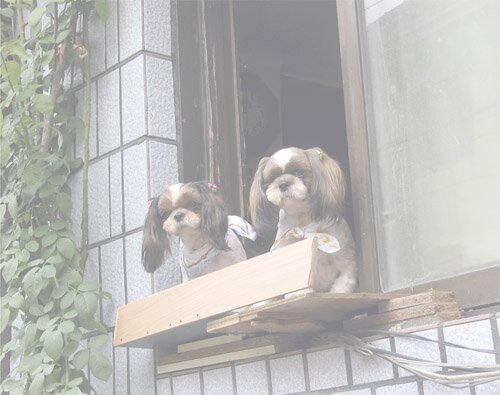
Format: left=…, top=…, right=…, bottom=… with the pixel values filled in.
left=233, top=0, right=353, bottom=225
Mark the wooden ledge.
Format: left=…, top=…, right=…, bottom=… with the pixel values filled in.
left=114, top=238, right=318, bottom=348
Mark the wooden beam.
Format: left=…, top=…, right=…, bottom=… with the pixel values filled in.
left=113, top=238, right=317, bottom=348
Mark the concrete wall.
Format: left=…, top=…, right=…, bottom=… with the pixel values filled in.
left=72, top=1, right=500, bottom=394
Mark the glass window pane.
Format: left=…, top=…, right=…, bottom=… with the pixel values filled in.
left=358, top=0, right=500, bottom=291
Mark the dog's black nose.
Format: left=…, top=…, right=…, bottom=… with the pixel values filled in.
left=174, top=212, right=185, bottom=222
left=279, top=181, right=290, bottom=192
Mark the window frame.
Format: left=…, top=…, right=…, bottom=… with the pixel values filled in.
left=173, top=0, right=500, bottom=309
left=336, top=0, right=500, bottom=309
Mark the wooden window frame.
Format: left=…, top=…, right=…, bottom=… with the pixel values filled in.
left=173, top=0, right=500, bottom=310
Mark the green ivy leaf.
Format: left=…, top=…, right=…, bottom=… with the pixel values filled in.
left=43, top=330, right=64, bottom=360
left=89, top=352, right=112, bottom=381
left=74, top=292, right=98, bottom=317
left=23, top=323, right=38, bottom=349
left=42, top=232, right=58, bottom=247
left=88, top=334, right=108, bottom=349
left=1, top=308, right=11, bottom=333
left=2, top=258, right=18, bottom=282
left=55, top=29, right=70, bottom=43
left=41, top=264, right=57, bottom=278
left=95, top=0, right=111, bottom=21
left=28, top=304, right=44, bottom=317
left=2, top=60, right=20, bottom=88
left=36, top=314, right=51, bottom=331
left=56, top=193, right=72, bottom=219
left=28, top=372, right=44, bottom=395
left=63, top=309, right=77, bottom=319
left=6, top=194, right=18, bottom=218
left=58, top=320, right=75, bottom=334
left=8, top=293, right=24, bottom=309
left=56, top=237, right=74, bottom=259
left=60, top=289, right=76, bottom=310
left=25, top=240, right=39, bottom=252
left=34, top=225, right=50, bottom=238
left=43, top=300, right=54, bottom=313
left=28, top=7, right=45, bottom=27
left=33, top=94, right=54, bottom=114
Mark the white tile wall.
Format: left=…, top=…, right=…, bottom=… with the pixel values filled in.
left=100, top=239, right=125, bottom=327
left=156, top=377, right=172, bottom=395
left=350, top=339, right=394, bottom=385
left=443, top=320, right=496, bottom=365
left=270, top=354, right=306, bottom=394
left=88, top=159, right=110, bottom=243
left=114, top=346, right=128, bottom=395
left=149, top=141, right=178, bottom=197
left=203, top=367, right=233, bottom=395
left=172, top=372, right=201, bottom=395
left=146, top=56, right=176, bottom=139
left=123, top=142, right=149, bottom=231
left=422, top=381, right=471, bottom=394
left=121, top=55, right=146, bottom=144
left=75, top=83, right=97, bottom=160
left=97, top=70, right=121, bottom=154
left=129, top=348, right=156, bottom=395
left=125, top=231, right=152, bottom=303
left=119, top=0, right=143, bottom=60
left=144, top=0, right=171, bottom=56
left=109, top=153, right=123, bottom=236
left=377, top=382, right=419, bottom=395
left=88, top=10, right=106, bottom=77
left=394, top=329, right=440, bottom=377
left=105, top=0, right=119, bottom=67
left=307, top=348, right=348, bottom=390
left=235, top=360, right=269, bottom=395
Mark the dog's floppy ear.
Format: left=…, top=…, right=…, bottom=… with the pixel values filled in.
left=194, top=182, right=229, bottom=251
left=305, top=147, right=345, bottom=221
left=249, top=157, right=279, bottom=241
left=142, top=196, right=171, bottom=273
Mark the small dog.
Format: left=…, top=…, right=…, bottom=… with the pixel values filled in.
left=142, top=182, right=254, bottom=282
left=250, top=147, right=357, bottom=293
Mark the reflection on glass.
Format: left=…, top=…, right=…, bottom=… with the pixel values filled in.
left=359, top=0, right=500, bottom=290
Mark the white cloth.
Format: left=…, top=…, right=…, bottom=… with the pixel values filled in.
left=228, top=215, right=256, bottom=241
left=271, top=211, right=340, bottom=254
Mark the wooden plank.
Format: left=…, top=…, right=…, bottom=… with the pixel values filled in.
left=157, top=334, right=302, bottom=374
left=177, top=335, right=244, bottom=353
left=249, top=318, right=326, bottom=334
left=378, top=290, right=454, bottom=313
left=207, top=292, right=405, bottom=334
left=343, top=302, right=461, bottom=331
left=113, top=238, right=317, bottom=348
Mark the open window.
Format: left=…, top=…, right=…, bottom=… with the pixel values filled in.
left=113, top=0, right=500, bottom=372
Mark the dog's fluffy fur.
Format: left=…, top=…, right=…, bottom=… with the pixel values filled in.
left=142, top=182, right=247, bottom=281
left=250, top=147, right=358, bottom=293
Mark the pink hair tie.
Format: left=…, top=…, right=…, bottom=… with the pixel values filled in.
left=147, top=198, right=154, bottom=208
left=207, top=182, right=219, bottom=192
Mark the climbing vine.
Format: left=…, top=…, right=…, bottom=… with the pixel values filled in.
left=0, top=1, right=111, bottom=394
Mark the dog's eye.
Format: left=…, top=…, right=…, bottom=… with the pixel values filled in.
left=159, top=211, right=170, bottom=222
left=291, top=169, right=306, bottom=178
left=185, top=201, right=199, bottom=210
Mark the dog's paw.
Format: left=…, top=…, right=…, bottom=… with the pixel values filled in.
left=329, top=277, right=356, bottom=293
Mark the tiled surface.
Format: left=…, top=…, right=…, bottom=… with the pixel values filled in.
left=146, top=56, right=176, bottom=139
left=144, top=0, right=171, bottom=56
left=156, top=377, right=172, bottom=395
left=125, top=231, right=152, bottom=303
left=129, top=348, right=156, bottom=395
left=121, top=55, right=146, bottom=144
left=203, top=367, right=234, bottom=395
left=109, top=153, right=123, bottom=236
left=105, top=0, right=119, bottom=67
left=422, top=381, right=471, bottom=394
left=114, top=346, right=128, bottom=395
left=337, top=390, right=372, bottom=395
left=68, top=169, right=83, bottom=245
left=307, top=348, right=348, bottom=390
left=394, top=329, right=440, bottom=377
left=172, top=372, right=201, bottom=395
left=235, top=361, right=269, bottom=395
left=475, top=380, right=500, bottom=394
left=149, top=141, right=178, bottom=197
left=97, top=70, right=121, bottom=154
left=119, top=0, right=143, bottom=60
left=350, top=339, right=394, bottom=385
left=88, top=159, right=110, bottom=243
left=376, top=382, right=419, bottom=395
left=270, top=354, right=306, bottom=394
left=74, top=83, right=97, bottom=160
left=123, top=142, right=149, bottom=231
left=443, top=320, right=496, bottom=365
left=88, top=10, right=106, bottom=77
left=100, top=239, right=125, bottom=327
